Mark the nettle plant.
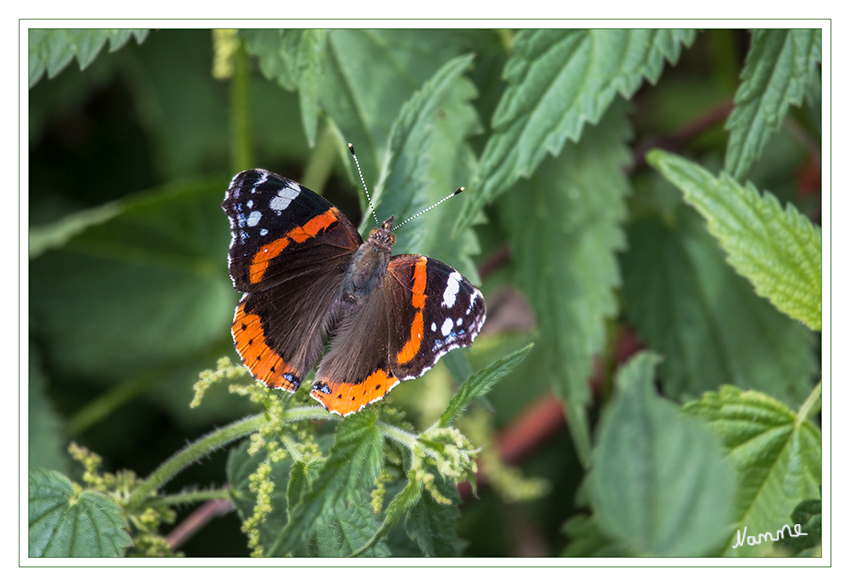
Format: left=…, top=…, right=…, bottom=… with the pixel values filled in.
left=28, top=28, right=822, bottom=558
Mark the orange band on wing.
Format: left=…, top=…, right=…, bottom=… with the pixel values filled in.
left=232, top=302, right=300, bottom=391
left=288, top=208, right=340, bottom=243
left=395, top=257, right=428, bottom=365
left=310, top=369, right=400, bottom=416
left=248, top=208, right=341, bottom=284
left=249, top=237, right=290, bottom=284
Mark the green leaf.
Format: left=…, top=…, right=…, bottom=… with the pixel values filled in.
left=29, top=178, right=235, bottom=382
left=681, top=386, right=821, bottom=557
left=267, top=411, right=384, bottom=556
left=241, top=30, right=327, bottom=147
left=724, top=29, right=822, bottom=179
left=560, top=514, right=627, bottom=557
left=405, top=476, right=463, bottom=557
left=498, top=99, right=632, bottom=466
left=29, top=29, right=148, bottom=88
left=621, top=205, right=818, bottom=407
left=350, top=474, right=423, bottom=558
left=591, top=352, right=737, bottom=557
left=456, top=28, right=694, bottom=233
left=369, top=53, right=483, bottom=283
left=29, top=469, right=133, bottom=557
left=438, top=343, right=533, bottom=428
left=776, top=498, right=821, bottom=555
left=28, top=345, right=71, bottom=475
left=244, top=29, right=472, bottom=185
left=316, top=498, right=391, bottom=557
left=648, top=150, right=821, bottom=330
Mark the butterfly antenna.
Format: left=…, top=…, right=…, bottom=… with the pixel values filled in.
left=392, top=186, right=465, bottom=232
left=348, top=143, right=380, bottom=226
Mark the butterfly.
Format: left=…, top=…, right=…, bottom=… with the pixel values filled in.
left=222, top=161, right=486, bottom=416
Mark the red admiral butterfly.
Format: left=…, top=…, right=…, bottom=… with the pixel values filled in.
left=222, top=160, right=486, bottom=416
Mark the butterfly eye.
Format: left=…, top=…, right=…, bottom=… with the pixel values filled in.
left=389, top=233, right=396, bottom=244
left=369, top=227, right=380, bottom=238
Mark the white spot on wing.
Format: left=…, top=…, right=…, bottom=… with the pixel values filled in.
left=441, top=317, right=453, bottom=337
left=442, top=271, right=462, bottom=308
left=270, top=183, right=301, bottom=213
left=246, top=211, right=262, bottom=227
left=431, top=322, right=437, bottom=332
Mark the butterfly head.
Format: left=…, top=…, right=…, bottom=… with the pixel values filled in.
left=368, top=215, right=396, bottom=251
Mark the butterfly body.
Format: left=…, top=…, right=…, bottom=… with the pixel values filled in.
left=222, top=169, right=486, bottom=416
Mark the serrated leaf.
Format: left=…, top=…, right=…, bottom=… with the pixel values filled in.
left=29, top=178, right=235, bottom=383
left=724, top=29, right=822, bottom=179
left=350, top=474, right=423, bottom=558
left=29, top=29, right=148, bottom=88
left=29, top=469, right=133, bottom=557
left=316, top=498, right=391, bottom=557
left=681, top=386, right=821, bottom=557
left=456, top=28, right=695, bottom=233
left=267, top=411, right=384, bottom=556
left=621, top=205, right=817, bottom=407
left=368, top=54, right=483, bottom=283
left=591, top=353, right=736, bottom=557
left=438, top=343, right=532, bottom=428
left=405, top=476, right=462, bottom=557
left=498, top=99, right=631, bottom=466
left=241, top=30, right=327, bottom=147
left=648, top=150, right=821, bottom=330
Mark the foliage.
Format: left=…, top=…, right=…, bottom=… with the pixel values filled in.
left=28, top=27, right=822, bottom=559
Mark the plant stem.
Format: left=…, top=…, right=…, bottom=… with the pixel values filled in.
left=126, top=405, right=337, bottom=511
left=376, top=421, right=419, bottom=451
left=127, top=413, right=266, bottom=510
left=231, top=38, right=252, bottom=173
left=146, top=488, right=232, bottom=509
left=796, top=380, right=822, bottom=428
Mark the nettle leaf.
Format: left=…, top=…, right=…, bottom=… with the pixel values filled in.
left=316, top=497, right=391, bottom=557
left=241, top=30, right=327, bottom=147
left=438, top=343, right=533, bottom=428
left=29, top=178, right=235, bottom=382
left=29, top=469, right=133, bottom=558
left=591, top=353, right=736, bottom=557
left=244, top=29, right=470, bottom=184
left=227, top=440, right=293, bottom=553
left=369, top=53, right=483, bottom=282
left=267, top=411, right=384, bottom=556
left=404, top=474, right=463, bottom=557
left=498, top=99, right=631, bottom=466
left=681, top=386, right=821, bottom=557
left=457, top=28, right=694, bottom=233
left=29, top=28, right=148, bottom=88
left=648, top=150, right=822, bottom=331
left=724, top=29, right=822, bottom=180
left=621, top=205, right=817, bottom=407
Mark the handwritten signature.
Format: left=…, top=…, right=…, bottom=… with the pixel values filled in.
left=732, top=524, right=808, bottom=548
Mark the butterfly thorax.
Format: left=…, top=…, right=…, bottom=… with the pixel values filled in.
left=340, top=216, right=396, bottom=305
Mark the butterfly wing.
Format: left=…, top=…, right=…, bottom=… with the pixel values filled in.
left=308, top=254, right=487, bottom=416
left=385, top=255, right=486, bottom=381
left=223, top=169, right=362, bottom=391
left=309, top=289, right=400, bottom=416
